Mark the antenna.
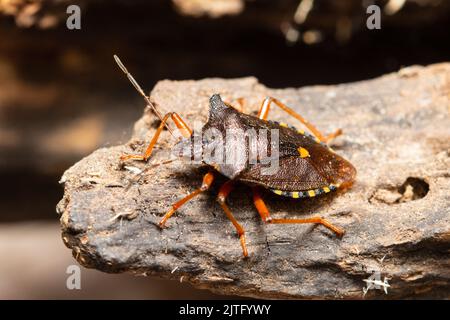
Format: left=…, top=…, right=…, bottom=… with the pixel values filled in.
left=113, top=55, right=173, bottom=135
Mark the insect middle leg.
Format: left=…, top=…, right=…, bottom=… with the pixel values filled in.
left=120, top=112, right=192, bottom=162
left=158, top=171, right=215, bottom=227
left=252, top=187, right=344, bottom=237
left=217, top=180, right=248, bottom=257
left=257, top=97, right=342, bottom=143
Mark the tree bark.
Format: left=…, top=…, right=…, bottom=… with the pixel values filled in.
left=58, top=63, right=450, bottom=299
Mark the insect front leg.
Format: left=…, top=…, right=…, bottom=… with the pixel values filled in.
left=120, top=112, right=192, bottom=162
left=217, top=180, right=248, bottom=258
left=114, top=55, right=193, bottom=161
left=257, top=97, right=342, bottom=144
left=158, top=171, right=215, bottom=227
left=252, top=187, right=345, bottom=237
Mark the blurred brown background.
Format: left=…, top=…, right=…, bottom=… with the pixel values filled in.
left=0, top=0, right=449, bottom=299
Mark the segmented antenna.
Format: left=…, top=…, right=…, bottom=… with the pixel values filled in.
left=113, top=55, right=173, bottom=135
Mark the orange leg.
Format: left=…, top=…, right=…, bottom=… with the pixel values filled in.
left=224, top=97, right=245, bottom=113
left=257, top=97, right=342, bottom=144
left=217, top=181, right=248, bottom=257
left=158, top=172, right=215, bottom=227
left=235, top=97, right=246, bottom=113
left=120, top=112, right=192, bottom=162
left=252, top=187, right=345, bottom=237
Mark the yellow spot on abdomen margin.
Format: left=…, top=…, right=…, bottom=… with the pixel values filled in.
left=273, top=190, right=283, bottom=195
left=292, top=192, right=299, bottom=198
left=298, top=147, right=310, bottom=158
left=308, top=190, right=316, bottom=197
left=323, top=186, right=331, bottom=193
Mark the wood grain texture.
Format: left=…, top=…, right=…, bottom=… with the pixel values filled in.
left=58, top=64, right=450, bottom=299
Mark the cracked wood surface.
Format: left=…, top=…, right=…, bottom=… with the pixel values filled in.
left=58, top=63, right=450, bottom=299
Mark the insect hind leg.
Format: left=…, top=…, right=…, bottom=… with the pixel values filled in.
left=252, top=187, right=344, bottom=237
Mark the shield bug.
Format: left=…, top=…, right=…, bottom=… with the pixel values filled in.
left=114, top=55, right=356, bottom=257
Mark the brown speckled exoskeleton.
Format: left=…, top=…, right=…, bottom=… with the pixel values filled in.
left=114, top=55, right=356, bottom=257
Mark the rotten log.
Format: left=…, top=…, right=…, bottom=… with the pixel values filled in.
left=57, top=63, right=450, bottom=299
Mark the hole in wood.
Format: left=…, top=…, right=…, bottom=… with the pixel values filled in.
left=369, top=177, right=429, bottom=205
